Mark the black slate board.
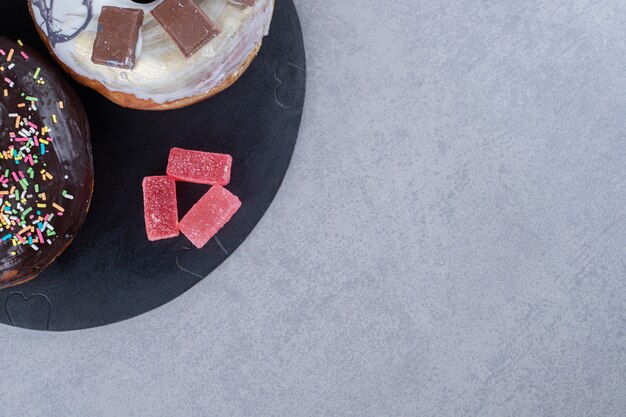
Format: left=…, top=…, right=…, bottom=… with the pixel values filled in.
left=0, top=0, right=305, bottom=331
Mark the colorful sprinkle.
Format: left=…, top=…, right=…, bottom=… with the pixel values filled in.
left=0, top=40, right=70, bottom=257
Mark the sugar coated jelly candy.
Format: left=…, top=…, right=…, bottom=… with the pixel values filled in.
left=142, top=176, right=179, bottom=241
left=178, top=185, right=241, bottom=249
left=166, top=147, right=232, bottom=185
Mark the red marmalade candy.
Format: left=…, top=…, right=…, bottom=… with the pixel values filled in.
left=178, top=185, right=241, bottom=249
left=166, top=147, right=232, bottom=185
left=142, top=176, right=179, bottom=241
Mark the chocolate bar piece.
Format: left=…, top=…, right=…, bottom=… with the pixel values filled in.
left=92, top=6, right=144, bottom=69
left=151, top=0, right=220, bottom=57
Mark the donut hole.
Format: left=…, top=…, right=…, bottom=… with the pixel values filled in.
left=130, top=0, right=158, bottom=4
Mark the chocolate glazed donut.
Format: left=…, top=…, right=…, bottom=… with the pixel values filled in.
left=0, top=36, right=93, bottom=288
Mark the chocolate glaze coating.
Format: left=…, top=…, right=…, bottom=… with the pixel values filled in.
left=0, top=36, right=93, bottom=288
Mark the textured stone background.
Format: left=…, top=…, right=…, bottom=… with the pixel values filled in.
left=1, top=0, right=626, bottom=415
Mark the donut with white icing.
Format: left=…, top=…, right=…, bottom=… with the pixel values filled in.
left=28, top=0, right=274, bottom=110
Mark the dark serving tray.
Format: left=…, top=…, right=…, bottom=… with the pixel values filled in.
left=0, top=0, right=305, bottom=331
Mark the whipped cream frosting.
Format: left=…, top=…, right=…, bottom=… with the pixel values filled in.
left=29, top=0, right=273, bottom=104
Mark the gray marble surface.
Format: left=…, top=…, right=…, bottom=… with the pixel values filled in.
left=2, top=0, right=626, bottom=415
